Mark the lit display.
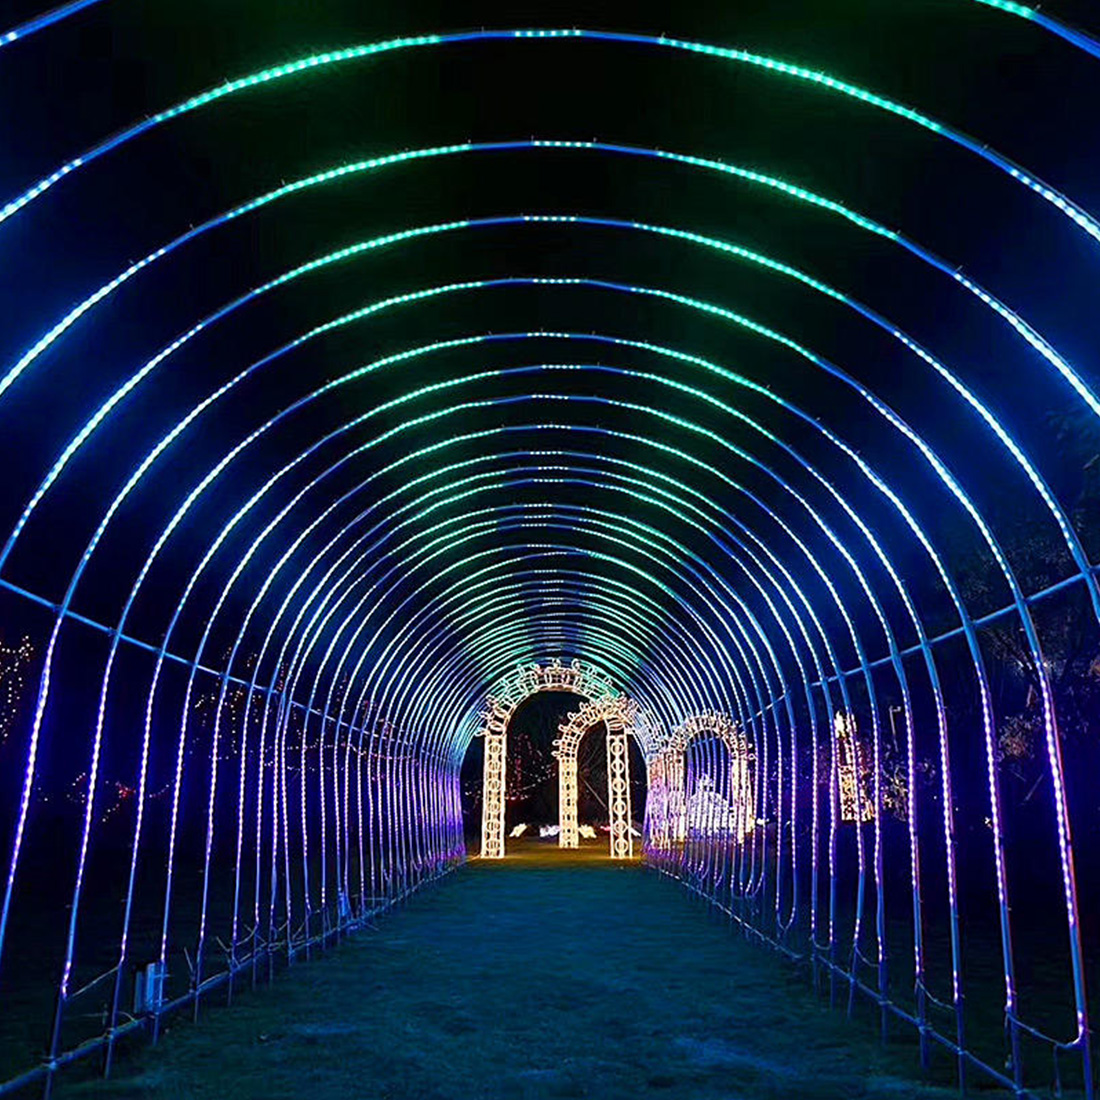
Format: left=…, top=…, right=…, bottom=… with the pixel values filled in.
left=648, top=712, right=754, bottom=851
left=553, top=694, right=640, bottom=856
left=477, top=659, right=620, bottom=858
left=0, top=10, right=1094, bottom=1099
left=834, top=711, right=874, bottom=823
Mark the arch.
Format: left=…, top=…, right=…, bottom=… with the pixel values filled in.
left=476, top=658, right=620, bottom=857
left=553, top=695, right=641, bottom=857
left=650, top=712, right=754, bottom=856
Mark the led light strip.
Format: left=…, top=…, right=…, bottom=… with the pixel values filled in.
left=4, top=144, right=1097, bottom=588
left=0, top=0, right=105, bottom=50
left=1, top=25, right=1096, bottom=250
left=971, top=0, right=1100, bottom=59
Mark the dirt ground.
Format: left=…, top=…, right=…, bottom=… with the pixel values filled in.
left=74, top=847, right=960, bottom=1099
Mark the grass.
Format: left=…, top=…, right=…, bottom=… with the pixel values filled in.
left=72, top=843, right=961, bottom=1099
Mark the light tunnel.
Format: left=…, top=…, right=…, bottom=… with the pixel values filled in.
left=0, top=1, right=1098, bottom=1095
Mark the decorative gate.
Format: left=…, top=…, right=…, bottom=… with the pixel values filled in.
left=476, top=659, right=617, bottom=857
left=553, top=695, right=639, bottom=858
left=648, top=712, right=753, bottom=851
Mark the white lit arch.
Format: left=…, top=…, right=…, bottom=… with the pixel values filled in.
left=650, top=711, right=754, bottom=852
left=553, top=695, right=641, bottom=858
left=476, top=658, right=619, bottom=857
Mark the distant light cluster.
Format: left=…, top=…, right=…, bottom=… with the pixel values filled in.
left=834, top=712, right=875, bottom=824
left=0, top=635, right=32, bottom=747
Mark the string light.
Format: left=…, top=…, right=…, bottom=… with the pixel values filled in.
left=0, top=636, right=32, bottom=747
left=648, top=712, right=754, bottom=851
left=477, top=659, right=621, bottom=858
left=553, top=695, right=639, bottom=855
left=834, top=712, right=874, bottom=824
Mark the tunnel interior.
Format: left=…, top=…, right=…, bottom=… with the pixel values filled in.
left=0, top=0, right=1099, bottom=1096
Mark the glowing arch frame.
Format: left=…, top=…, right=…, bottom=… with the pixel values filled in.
left=476, top=658, right=619, bottom=858
left=651, top=712, right=754, bottom=854
left=553, top=694, right=640, bottom=857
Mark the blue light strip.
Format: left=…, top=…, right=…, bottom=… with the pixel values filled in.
left=0, top=0, right=104, bottom=50
left=4, top=161, right=1094, bottom=621
left=1, top=27, right=1097, bottom=252
left=972, top=0, right=1100, bottom=60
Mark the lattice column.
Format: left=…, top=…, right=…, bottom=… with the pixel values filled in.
left=558, top=750, right=579, bottom=848
left=646, top=755, right=666, bottom=849
left=732, top=742, right=754, bottom=841
left=480, top=730, right=507, bottom=858
left=670, top=752, right=687, bottom=843
left=606, top=730, right=633, bottom=859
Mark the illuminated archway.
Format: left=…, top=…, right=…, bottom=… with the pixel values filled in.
left=476, top=659, right=620, bottom=857
left=553, top=695, right=640, bottom=858
left=649, top=712, right=754, bottom=856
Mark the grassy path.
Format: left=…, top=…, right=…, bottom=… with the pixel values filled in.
left=77, top=852, right=955, bottom=1099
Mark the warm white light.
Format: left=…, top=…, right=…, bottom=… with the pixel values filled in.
left=835, top=711, right=874, bottom=823
left=476, top=659, right=619, bottom=858
left=650, top=712, right=753, bottom=848
left=553, top=695, right=638, bottom=857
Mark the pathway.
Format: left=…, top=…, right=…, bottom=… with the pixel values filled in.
left=78, top=850, right=955, bottom=1099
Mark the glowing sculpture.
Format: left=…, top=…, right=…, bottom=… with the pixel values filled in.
left=650, top=712, right=753, bottom=849
left=552, top=695, right=639, bottom=857
left=685, top=776, right=740, bottom=835
left=834, top=711, right=875, bottom=823
left=476, top=659, right=618, bottom=857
